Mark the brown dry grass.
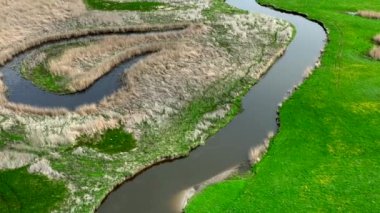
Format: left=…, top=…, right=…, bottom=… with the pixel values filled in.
left=357, top=10, right=380, bottom=19
left=0, top=0, right=86, bottom=63
left=3, top=103, right=69, bottom=116
left=47, top=24, right=206, bottom=92
left=0, top=23, right=189, bottom=66
left=97, top=40, right=233, bottom=118
left=0, top=25, right=206, bottom=116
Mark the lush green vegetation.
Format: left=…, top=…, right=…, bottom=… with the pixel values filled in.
left=76, top=127, right=137, bottom=154
left=0, top=167, right=68, bottom=213
left=186, top=178, right=247, bottom=213
left=21, top=64, right=69, bottom=94
left=186, top=0, right=380, bottom=212
left=84, top=0, right=167, bottom=11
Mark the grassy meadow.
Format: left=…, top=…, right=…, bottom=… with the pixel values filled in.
left=186, top=0, right=380, bottom=212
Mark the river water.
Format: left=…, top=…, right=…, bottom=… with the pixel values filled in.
left=97, top=0, right=326, bottom=212
left=0, top=50, right=143, bottom=110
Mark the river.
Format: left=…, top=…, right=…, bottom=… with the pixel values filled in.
left=97, top=0, right=326, bottom=212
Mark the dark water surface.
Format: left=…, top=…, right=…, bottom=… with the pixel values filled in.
left=97, top=0, right=326, bottom=212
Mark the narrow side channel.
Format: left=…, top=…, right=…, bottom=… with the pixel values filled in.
left=97, top=0, right=327, bottom=212
left=1, top=54, right=144, bottom=110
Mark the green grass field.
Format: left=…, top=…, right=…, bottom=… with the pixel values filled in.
left=186, top=0, right=380, bottom=212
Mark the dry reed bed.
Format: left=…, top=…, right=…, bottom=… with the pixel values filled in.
left=0, top=0, right=86, bottom=59
left=0, top=24, right=202, bottom=117
left=46, top=24, right=206, bottom=92
left=357, top=10, right=380, bottom=19
left=0, top=13, right=292, bottom=147
left=0, top=0, right=189, bottom=64
left=0, top=23, right=190, bottom=66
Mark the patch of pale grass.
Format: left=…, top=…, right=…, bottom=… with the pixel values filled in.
left=28, top=158, right=63, bottom=179
left=369, top=46, right=380, bottom=60
left=249, top=131, right=274, bottom=165
left=0, top=150, right=36, bottom=170
left=373, top=34, right=380, bottom=44
left=357, top=10, right=380, bottom=19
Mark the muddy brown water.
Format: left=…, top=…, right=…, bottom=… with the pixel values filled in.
left=97, top=0, right=327, bottom=212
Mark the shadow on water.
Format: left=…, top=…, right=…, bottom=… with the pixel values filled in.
left=97, top=0, right=327, bottom=212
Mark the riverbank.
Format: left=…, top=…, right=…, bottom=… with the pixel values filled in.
left=0, top=0, right=294, bottom=212
left=186, top=0, right=380, bottom=211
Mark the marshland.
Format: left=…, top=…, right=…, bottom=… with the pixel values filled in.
left=0, top=0, right=378, bottom=213
left=0, top=0, right=293, bottom=212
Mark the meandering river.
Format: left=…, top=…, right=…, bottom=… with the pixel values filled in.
left=97, top=0, right=326, bottom=212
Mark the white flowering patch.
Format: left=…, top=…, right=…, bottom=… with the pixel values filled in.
left=219, top=13, right=291, bottom=43
left=188, top=105, right=230, bottom=143
left=0, top=150, right=36, bottom=170
left=28, top=158, right=64, bottom=179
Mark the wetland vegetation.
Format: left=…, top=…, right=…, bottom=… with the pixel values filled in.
left=0, top=0, right=293, bottom=212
